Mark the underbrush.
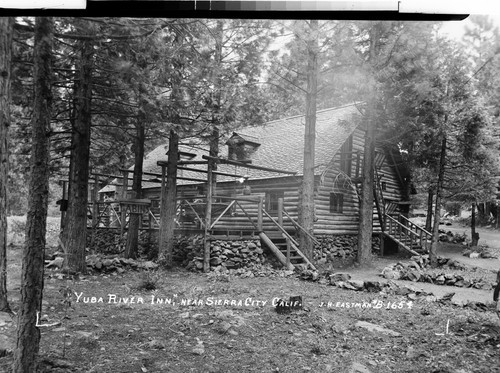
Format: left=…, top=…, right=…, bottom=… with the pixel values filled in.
left=134, top=270, right=162, bottom=291
left=7, top=216, right=60, bottom=248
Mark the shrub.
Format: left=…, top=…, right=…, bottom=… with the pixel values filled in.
left=7, top=216, right=60, bottom=248
left=7, top=216, right=26, bottom=247
left=135, top=270, right=161, bottom=291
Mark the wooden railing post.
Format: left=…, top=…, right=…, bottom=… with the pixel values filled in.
left=379, top=233, right=385, bottom=256
left=286, top=237, right=291, bottom=267
left=277, top=198, right=284, bottom=227
left=257, top=196, right=263, bottom=232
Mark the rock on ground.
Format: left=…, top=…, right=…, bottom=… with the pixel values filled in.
left=355, top=321, right=401, bottom=337
left=350, top=362, right=372, bottom=373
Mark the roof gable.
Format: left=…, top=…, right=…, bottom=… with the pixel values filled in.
left=219, top=103, right=362, bottom=180
left=100, top=103, right=363, bottom=192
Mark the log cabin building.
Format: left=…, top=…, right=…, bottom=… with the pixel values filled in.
left=97, top=103, right=429, bottom=267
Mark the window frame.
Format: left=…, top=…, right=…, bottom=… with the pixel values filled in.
left=329, top=192, right=344, bottom=214
left=266, top=191, right=284, bottom=213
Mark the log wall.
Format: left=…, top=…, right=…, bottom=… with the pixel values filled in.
left=140, top=127, right=406, bottom=236
left=209, top=177, right=301, bottom=232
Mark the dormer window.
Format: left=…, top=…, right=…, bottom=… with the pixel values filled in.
left=165, top=149, right=197, bottom=162
left=178, top=151, right=196, bottom=161
left=226, top=133, right=260, bottom=162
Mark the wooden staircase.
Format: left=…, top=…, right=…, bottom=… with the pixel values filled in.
left=260, top=232, right=316, bottom=271
left=259, top=206, right=317, bottom=271
left=370, top=150, right=433, bottom=255
left=383, top=213, right=432, bottom=255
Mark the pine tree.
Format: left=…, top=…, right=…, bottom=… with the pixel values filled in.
left=62, top=28, right=94, bottom=273
left=13, top=16, right=53, bottom=373
left=0, top=17, right=14, bottom=313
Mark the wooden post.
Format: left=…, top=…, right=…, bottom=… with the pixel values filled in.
left=91, top=174, right=98, bottom=250
left=158, top=163, right=166, bottom=253
left=257, top=196, right=263, bottom=232
left=120, top=170, right=129, bottom=238
left=379, top=233, right=384, bottom=256
left=203, top=161, right=214, bottom=272
left=286, top=237, right=291, bottom=267
left=278, top=197, right=284, bottom=227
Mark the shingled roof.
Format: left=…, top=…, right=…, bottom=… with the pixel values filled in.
left=220, top=103, right=362, bottom=180
left=100, top=103, right=362, bottom=192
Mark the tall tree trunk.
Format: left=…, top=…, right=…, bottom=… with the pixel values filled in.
left=0, top=17, right=13, bottom=313
left=357, top=111, right=376, bottom=265
left=62, top=39, right=93, bottom=273
left=299, top=19, right=318, bottom=261
left=356, top=23, right=381, bottom=266
left=429, top=135, right=446, bottom=267
left=13, top=17, right=53, bottom=373
left=159, top=130, right=178, bottom=267
left=476, top=202, right=486, bottom=224
left=124, top=107, right=145, bottom=259
left=204, top=128, right=219, bottom=272
left=203, top=21, right=223, bottom=271
left=425, top=188, right=434, bottom=231
left=471, top=201, right=479, bottom=247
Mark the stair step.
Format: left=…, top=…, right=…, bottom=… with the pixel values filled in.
left=265, top=233, right=293, bottom=239
left=260, top=231, right=316, bottom=271
left=277, top=250, right=302, bottom=257
left=276, top=244, right=296, bottom=250
left=279, top=252, right=300, bottom=258
left=270, top=239, right=292, bottom=245
left=277, top=246, right=298, bottom=251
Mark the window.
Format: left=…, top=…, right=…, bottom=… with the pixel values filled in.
left=226, top=133, right=260, bottom=162
left=178, top=151, right=196, bottom=161
left=340, top=135, right=353, bottom=177
left=330, top=193, right=344, bottom=213
left=266, top=191, right=284, bottom=212
left=228, top=144, right=252, bottom=161
left=381, top=182, right=387, bottom=191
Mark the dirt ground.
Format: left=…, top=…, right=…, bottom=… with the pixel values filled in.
left=1, top=217, right=500, bottom=372
left=1, top=243, right=500, bottom=373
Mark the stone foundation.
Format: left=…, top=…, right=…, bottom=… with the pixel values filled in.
left=314, top=234, right=381, bottom=265
left=180, top=238, right=269, bottom=271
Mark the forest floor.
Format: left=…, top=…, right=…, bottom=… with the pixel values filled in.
left=1, top=219, right=500, bottom=372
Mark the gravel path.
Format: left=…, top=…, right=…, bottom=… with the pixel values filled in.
left=437, top=243, right=500, bottom=272
left=442, top=224, right=500, bottom=250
